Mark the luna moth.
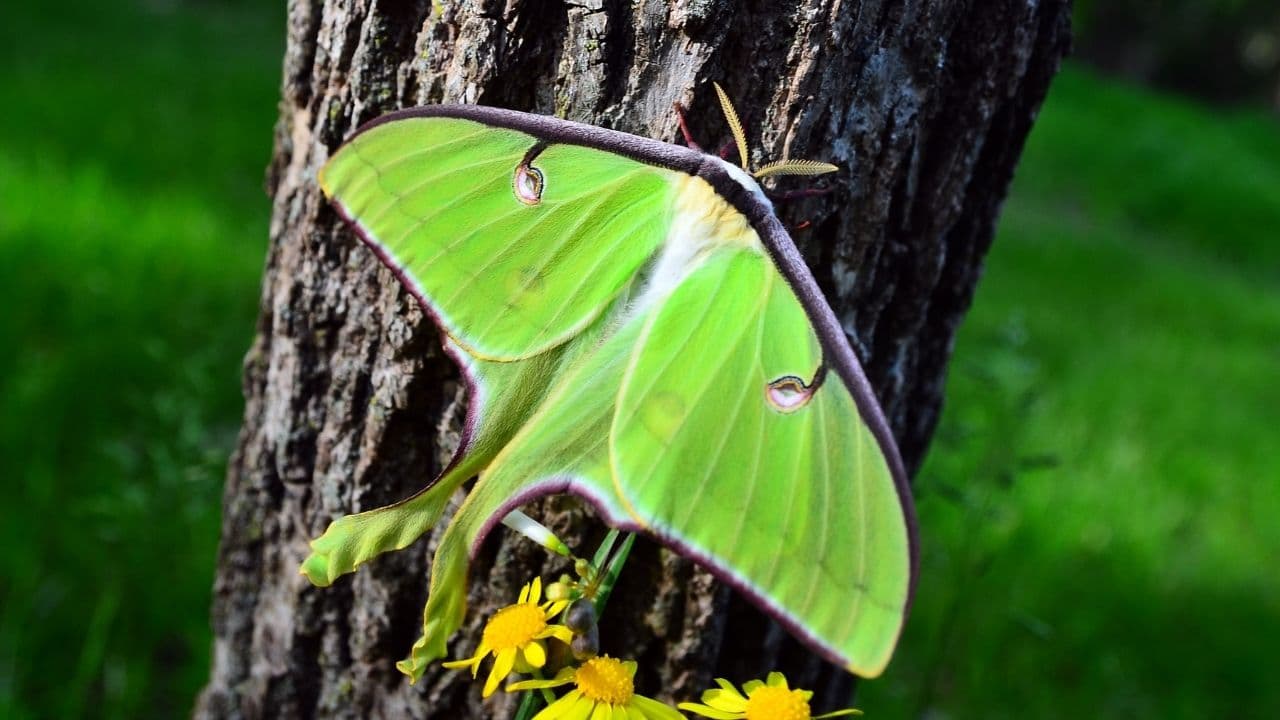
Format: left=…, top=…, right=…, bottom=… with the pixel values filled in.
left=301, top=92, right=918, bottom=680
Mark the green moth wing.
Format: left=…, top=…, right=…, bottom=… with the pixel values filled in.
left=318, top=117, right=677, bottom=361
left=612, top=251, right=911, bottom=670
left=305, top=105, right=918, bottom=679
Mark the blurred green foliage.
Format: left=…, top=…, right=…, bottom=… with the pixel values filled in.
left=0, top=1, right=282, bottom=717
left=2, top=1, right=1277, bottom=719
left=1075, top=0, right=1280, bottom=107
left=863, top=67, right=1280, bottom=717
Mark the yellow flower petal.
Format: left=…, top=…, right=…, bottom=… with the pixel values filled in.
left=530, top=576, right=543, bottom=604
left=537, top=624, right=575, bottom=644
left=713, top=678, right=744, bottom=698
left=442, top=641, right=490, bottom=676
left=508, top=666, right=576, bottom=693
left=522, top=640, right=547, bottom=668
left=590, top=702, right=612, bottom=720
left=701, top=688, right=749, bottom=712
left=687, top=673, right=857, bottom=720
left=562, top=693, right=596, bottom=720
left=630, top=694, right=687, bottom=720
left=533, top=690, right=582, bottom=720
left=677, top=701, right=743, bottom=720
left=483, top=647, right=517, bottom=697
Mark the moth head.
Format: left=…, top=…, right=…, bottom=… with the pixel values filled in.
left=711, top=82, right=839, bottom=181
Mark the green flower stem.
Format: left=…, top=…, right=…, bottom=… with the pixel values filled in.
left=592, top=531, right=635, bottom=615
left=513, top=691, right=541, bottom=720
left=590, top=528, right=621, bottom=570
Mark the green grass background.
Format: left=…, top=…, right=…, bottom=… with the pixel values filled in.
left=861, top=68, right=1280, bottom=719
left=0, top=2, right=281, bottom=717
left=1, top=2, right=1276, bottom=717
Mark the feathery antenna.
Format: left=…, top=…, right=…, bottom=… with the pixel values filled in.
left=709, top=83, right=840, bottom=182
left=753, top=159, right=839, bottom=179
left=712, top=82, right=750, bottom=170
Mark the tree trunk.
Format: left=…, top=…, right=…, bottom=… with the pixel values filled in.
left=195, top=1, right=1070, bottom=717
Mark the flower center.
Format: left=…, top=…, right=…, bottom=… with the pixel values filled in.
left=745, top=685, right=811, bottom=720
left=482, top=603, right=546, bottom=651
left=574, top=656, right=634, bottom=705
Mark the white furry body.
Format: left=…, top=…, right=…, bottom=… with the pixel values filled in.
left=629, top=156, right=772, bottom=315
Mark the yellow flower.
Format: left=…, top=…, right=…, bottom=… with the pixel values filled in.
left=507, top=655, right=684, bottom=720
left=679, top=672, right=863, bottom=720
left=442, top=577, right=572, bottom=697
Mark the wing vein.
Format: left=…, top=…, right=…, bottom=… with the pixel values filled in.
left=357, top=153, right=514, bottom=230
left=466, top=173, right=643, bottom=339
left=722, top=270, right=773, bottom=567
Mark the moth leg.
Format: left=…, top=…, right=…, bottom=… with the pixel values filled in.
left=766, top=187, right=834, bottom=232
left=675, top=99, right=743, bottom=161
left=672, top=101, right=703, bottom=151
left=766, top=186, right=834, bottom=203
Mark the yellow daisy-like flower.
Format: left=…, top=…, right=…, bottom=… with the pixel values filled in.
left=442, top=577, right=572, bottom=697
left=507, top=655, right=684, bottom=720
left=679, top=672, right=863, bottom=720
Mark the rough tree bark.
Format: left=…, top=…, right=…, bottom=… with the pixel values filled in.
left=196, top=1, right=1070, bottom=717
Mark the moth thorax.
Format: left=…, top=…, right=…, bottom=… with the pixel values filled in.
left=715, top=156, right=772, bottom=209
